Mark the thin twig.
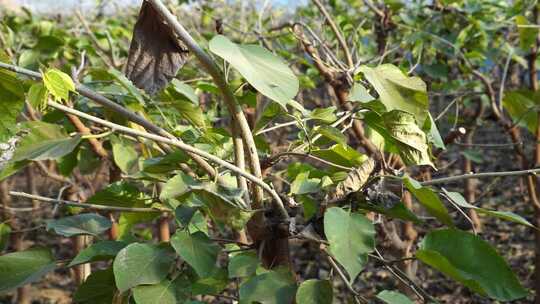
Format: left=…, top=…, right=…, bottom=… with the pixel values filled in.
left=311, top=0, right=354, bottom=68
left=421, top=168, right=540, bottom=186
left=46, top=101, right=289, bottom=219
left=10, top=191, right=163, bottom=213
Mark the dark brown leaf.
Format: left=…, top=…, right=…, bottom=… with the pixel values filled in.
left=125, top=1, right=188, bottom=95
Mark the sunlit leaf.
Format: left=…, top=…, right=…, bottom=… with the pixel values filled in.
left=209, top=35, right=299, bottom=110
left=171, top=230, right=219, bottom=278
left=296, top=279, right=333, bottom=304
left=42, top=68, right=75, bottom=102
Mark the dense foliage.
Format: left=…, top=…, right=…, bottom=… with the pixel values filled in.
left=0, top=0, right=540, bottom=303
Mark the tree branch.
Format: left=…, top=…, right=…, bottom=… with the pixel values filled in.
left=147, top=0, right=266, bottom=210
left=46, top=100, right=289, bottom=219
left=311, top=0, right=354, bottom=68
left=421, top=168, right=540, bottom=186
left=10, top=191, right=162, bottom=213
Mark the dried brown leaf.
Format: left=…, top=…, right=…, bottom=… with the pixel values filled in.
left=325, top=158, right=376, bottom=202
left=125, top=2, right=189, bottom=95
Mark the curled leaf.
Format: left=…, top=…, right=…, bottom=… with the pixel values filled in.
left=325, top=158, right=376, bottom=202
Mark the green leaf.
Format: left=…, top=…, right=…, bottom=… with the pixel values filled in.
left=0, top=247, right=56, bottom=293
left=170, top=79, right=199, bottom=104
left=161, top=173, right=250, bottom=230
left=209, top=35, right=299, bottom=110
left=69, top=241, right=128, bottom=267
left=42, top=68, right=75, bottom=102
left=502, top=90, right=539, bottom=134
left=133, top=278, right=190, bottom=304
left=171, top=230, right=219, bottom=278
left=27, top=83, right=48, bottom=110
left=349, top=82, right=374, bottom=103
left=423, top=113, right=445, bottom=149
left=516, top=15, right=538, bottom=50
left=296, top=279, right=333, bottom=304
left=113, top=243, right=175, bottom=292
left=442, top=189, right=534, bottom=228
left=141, top=151, right=189, bottom=174
left=313, top=125, right=347, bottom=145
left=107, top=68, right=145, bottom=104
left=172, top=99, right=207, bottom=129
left=239, top=269, right=297, bottom=304
left=191, top=268, right=228, bottom=295
left=290, top=171, right=321, bottom=195
left=228, top=250, right=259, bottom=278
left=376, top=290, right=414, bottom=304
left=0, top=223, right=10, bottom=251
left=324, top=207, right=375, bottom=281
left=383, top=110, right=434, bottom=167
left=404, top=177, right=453, bottom=227
left=311, top=144, right=367, bottom=168
left=359, top=64, right=428, bottom=124
left=87, top=181, right=148, bottom=208
left=46, top=213, right=112, bottom=237
left=12, top=121, right=81, bottom=162
left=74, top=268, right=117, bottom=304
left=416, top=229, right=527, bottom=301
left=0, top=52, right=25, bottom=142
left=310, top=107, right=337, bottom=123
left=110, top=135, right=138, bottom=174
left=461, top=149, right=484, bottom=164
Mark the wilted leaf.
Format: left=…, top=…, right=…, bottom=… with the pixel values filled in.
left=324, top=207, right=375, bottom=281
left=416, top=229, right=527, bottom=301
left=125, top=2, right=189, bottom=95
left=46, top=213, right=112, bottom=237
left=325, top=158, right=375, bottom=202
left=383, top=110, right=434, bottom=167
left=209, top=35, right=299, bottom=110
left=0, top=248, right=56, bottom=293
